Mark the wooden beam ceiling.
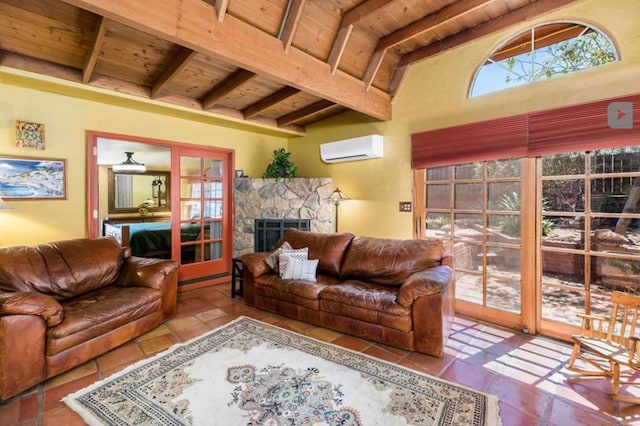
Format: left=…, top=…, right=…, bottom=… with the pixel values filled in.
left=151, top=48, right=197, bottom=99
left=243, top=86, right=300, bottom=119
left=364, top=0, right=493, bottom=87
left=59, top=0, right=392, bottom=121
left=82, top=16, right=107, bottom=84
left=202, top=69, right=257, bottom=110
left=277, top=99, right=335, bottom=127
left=399, top=0, right=580, bottom=67
left=0, top=0, right=585, bottom=135
left=279, top=0, right=306, bottom=53
left=328, top=0, right=389, bottom=74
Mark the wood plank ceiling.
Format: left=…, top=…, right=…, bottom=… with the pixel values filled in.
left=0, top=0, right=578, bottom=134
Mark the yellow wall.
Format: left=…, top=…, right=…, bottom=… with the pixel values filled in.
left=0, top=78, right=287, bottom=246
left=289, top=0, right=640, bottom=238
left=1, top=0, right=639, bottom=245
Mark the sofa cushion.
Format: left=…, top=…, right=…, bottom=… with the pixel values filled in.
left=319, top=281, right=412, bottom=332
left=320, top=281, right=410, bottom=316
left=0, top=237, right=123, bottom=300
left=341, top=237, right=445, bottom=286
left=283, top=229, right=354, bottom=276
left=255, top=273, right=341, bottom=310
left=47, top=285, right=161, bottom=355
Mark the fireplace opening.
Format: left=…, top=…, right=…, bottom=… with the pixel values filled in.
left=254, top=219, right=310, bottom=252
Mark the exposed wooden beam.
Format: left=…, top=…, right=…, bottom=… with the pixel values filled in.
left=82, top=16, right=107, bottom=84
left=215, top=0, right=229, bottom=22
left=362, top=48, right=386, bottom=89
left=280, top=0, right=306, bottom=53
left=327, top=0, right=389, bottom=74
left=202, top=69, right=256, bottom=110
left=0, top=52, right=305, bottom=135
left=1, top=51, right=82, bottom=83
left=60, top=0, right=391, bottom=121
left=327, top=26, right=353, bottom=74
left=277, top=99, right=335, bottom=127
left=399, top=0, right=581, bottom=67
left=342, top=0, right=390, bottom=28
left=200, top=0, right=224, bottom=20
left=151, top=47, right=197, bottom=99
left=389, top=64, right=409, bottom=99
left=382, top=0, right=492, bottom=52
left=364, top=0, right=492, bottom=87
left=243, top=86, right=300, bottom=119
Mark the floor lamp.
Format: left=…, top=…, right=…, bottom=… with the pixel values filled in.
left=328, top=188, right=350, bottom=232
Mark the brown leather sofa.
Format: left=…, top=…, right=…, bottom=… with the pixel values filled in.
left=0, top=237, right=179, bottom=401
left=241, top=229, right=454, bottom=357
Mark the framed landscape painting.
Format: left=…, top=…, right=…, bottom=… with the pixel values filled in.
left=0, top=155, right=66, bottom=200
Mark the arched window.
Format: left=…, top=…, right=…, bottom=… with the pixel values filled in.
left=470, top=22, right=619, bottom=97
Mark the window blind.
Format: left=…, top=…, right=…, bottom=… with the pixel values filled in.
left=411, top=114, right=529, bottom=168
left=411, top=93, right=640, bottom=168
left=528, top=94, right=640, bottom=156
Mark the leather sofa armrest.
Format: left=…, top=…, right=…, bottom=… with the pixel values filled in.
left=115, top=257, right=179, bottom=290
left=0, top=292, right=64, bottom=327
left=240, top=252, right=271, bottom=278
left=396, top=265, right=454, bottom=308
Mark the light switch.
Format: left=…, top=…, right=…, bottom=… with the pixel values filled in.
left=399, top=202, right=412, bottom=212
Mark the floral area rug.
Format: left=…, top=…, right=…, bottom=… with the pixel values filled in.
left=64, top=317, right=501, bottom=425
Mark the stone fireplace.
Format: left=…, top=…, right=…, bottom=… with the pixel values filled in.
left=233, top=178, right=334, bottom=256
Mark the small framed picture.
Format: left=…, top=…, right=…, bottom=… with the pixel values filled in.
left=16, top=121, right=45, bottom=150
left=235, top=170, right=245, bottom=178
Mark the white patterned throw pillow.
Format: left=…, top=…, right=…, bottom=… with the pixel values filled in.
left=277, top=248, right=309, bottom=277
left=280, top=257, right=319, bottom=282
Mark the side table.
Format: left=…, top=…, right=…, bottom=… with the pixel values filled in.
left=231, top=257, right=244, bottom=298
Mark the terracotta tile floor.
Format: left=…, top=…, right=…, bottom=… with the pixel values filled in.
left=2, top=283, right=640, bottom=425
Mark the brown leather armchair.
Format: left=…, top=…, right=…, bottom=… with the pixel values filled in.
left=0, top=237, right=178, bottom=401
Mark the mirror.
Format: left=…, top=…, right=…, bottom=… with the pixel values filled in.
left=108, top=169, right=171, bottom=214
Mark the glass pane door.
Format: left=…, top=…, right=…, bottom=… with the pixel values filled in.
left=423, top=158, right=525, bottom=330
left=174, top=149, right=231, bottom=283
left=538, top=148, right=640, bottom=339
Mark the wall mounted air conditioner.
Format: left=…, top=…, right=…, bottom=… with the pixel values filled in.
left=320, top=134, right=384, bottom=163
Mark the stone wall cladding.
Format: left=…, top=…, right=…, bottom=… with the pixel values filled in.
left=234, top=178, right=334, bottom=256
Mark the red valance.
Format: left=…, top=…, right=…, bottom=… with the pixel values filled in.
left=411, top=93, right=640, bottom=168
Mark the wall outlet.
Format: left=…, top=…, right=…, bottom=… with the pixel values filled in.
left=399, top=201, right=412, bottom=212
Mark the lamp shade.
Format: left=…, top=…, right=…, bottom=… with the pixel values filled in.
left=112, top=152, right=146, bottom=173
left=0, top=196, right=13, bottom=210
left=328, top=187, right=350, bottom=201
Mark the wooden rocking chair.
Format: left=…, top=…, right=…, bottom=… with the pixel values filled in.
left=567, top=291, right=640, bottom=404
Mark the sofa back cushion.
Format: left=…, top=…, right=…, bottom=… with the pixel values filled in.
left=341, top=237, right=445, bottom=286
left=282, top=229, right=354, bottom=276
left=0, top=237, right=123, bottom=300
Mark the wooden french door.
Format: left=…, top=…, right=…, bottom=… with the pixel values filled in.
left=416, top=148, right=640, bottom=340
left=173, top=148, right=233, bottom=284
left=415, top=159, right=532, bottom=332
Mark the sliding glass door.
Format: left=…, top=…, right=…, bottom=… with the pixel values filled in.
left=417, top=147, right=640, bottom=340
left=538, top=148, right=640, bottom=339
left=420, top=158, right=529, bottom=330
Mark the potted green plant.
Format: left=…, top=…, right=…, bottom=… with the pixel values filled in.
left=262, top=148, right=297, bottom=179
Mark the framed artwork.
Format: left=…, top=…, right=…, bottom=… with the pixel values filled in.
left=16, top=121, right=45, bottom=150
left=0, top=155, right=66, bottom=200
